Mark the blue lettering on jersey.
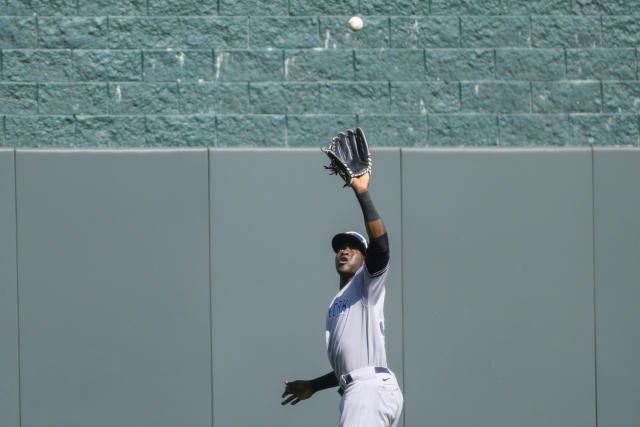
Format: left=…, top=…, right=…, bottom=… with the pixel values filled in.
left=328, top=296, right=349, bottom=318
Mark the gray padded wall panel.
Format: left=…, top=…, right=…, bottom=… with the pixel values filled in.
left=15, top=149, right=211, bottom=427
left=210, top=148, right=403, bottom=427
left=593, top=148, right=640, bottom=427
left=0, top=149, right=19, bottom=427
left=401, top=149, right=595, bottom=427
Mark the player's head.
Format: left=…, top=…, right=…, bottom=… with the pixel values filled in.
left=332, top=231, right=367, bottom=276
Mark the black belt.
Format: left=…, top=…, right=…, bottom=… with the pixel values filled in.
left=343, top=367, right=390, bottom=386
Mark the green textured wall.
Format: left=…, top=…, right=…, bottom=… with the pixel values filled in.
left=1, top=1, right=639, bottom=147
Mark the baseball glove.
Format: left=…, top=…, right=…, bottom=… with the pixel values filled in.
left=321, top=128, right=372, bottom=187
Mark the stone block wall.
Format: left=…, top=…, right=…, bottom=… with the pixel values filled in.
left=0, top=0, right=639, bottom=147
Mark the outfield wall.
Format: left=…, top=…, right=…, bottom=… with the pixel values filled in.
left=2, top=3, right=640, bottom=148
left=0, top=147, right=638, bottom=427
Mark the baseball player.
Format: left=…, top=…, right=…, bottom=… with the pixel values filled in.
left=280, top=144, right=404, bottom=426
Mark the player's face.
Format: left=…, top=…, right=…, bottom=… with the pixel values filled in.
left=334, top=244, right=365, bottom=276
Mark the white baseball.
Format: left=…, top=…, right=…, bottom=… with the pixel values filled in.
left=348, top=16, right=363, bottom=32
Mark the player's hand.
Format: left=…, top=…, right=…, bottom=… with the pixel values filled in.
left=281, top=379, right=314, bottom=406
left=350, top=172, right=370, bottom=194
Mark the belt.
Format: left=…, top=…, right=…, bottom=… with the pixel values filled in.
left=343, top=366, right=390, bottom=386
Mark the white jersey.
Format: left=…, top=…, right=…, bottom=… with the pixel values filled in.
left=325, top=263, right=390, bottom=380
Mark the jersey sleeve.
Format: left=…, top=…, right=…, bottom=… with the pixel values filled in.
left=363, top=233, right=390, bottom=304
left=365, top=233, right=389, bottom=276
left=363, top=261, right=389, bottom=304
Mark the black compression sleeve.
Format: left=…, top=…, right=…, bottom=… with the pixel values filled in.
left=365, top=233, right=390, bottom=275
left=356, top=191, right=380, bottom=223
left=309, top=372, right=339, bottom=392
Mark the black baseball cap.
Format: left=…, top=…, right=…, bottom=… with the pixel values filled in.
left=331, top=231, right=368, bottom=254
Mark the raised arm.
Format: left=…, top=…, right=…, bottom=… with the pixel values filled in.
left=350, top=172, right=389, bottom=275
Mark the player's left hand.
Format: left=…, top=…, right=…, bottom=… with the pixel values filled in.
left=281, top=379, right=314, bottom=405
left=322, top=128, right=372, bottom=188
left=350, top=171, right=370, bottom=194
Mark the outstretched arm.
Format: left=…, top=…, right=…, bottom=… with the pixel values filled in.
left=351, top=173, right=389, bottom=275
left=281, top=371, right=339, bottom=405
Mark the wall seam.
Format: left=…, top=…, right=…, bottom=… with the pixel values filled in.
left=598, top=15, right=602, bottom=48
left=13, top=149, right=22, bottom=427
left=214, top=115, right=218, bottom=147
left=70, top=50, right=75, bottom=83
left=492, top=49, right=496, bottom=78
left=106, top=17, right=110, bottom=51
left=106, top=83, right=111, bottom=115
left=284, top=114, right=288, bottom=147
left=399, top=148, right=406, bottom=427
left=211, top=49, right=216, bottom=108
left=591, top=144, right=599, bottom=427
left=207, top=149, right=215, bottom=427
left=176, top=82, right=181, bottom=119
left=101, top=75, right=111, bottom=115
left=426, top=114, right=430, bottom=145
left=353, top=50, right=357, bottom=81
left=247, top=17, right=251, bottom=49
left=141, top=49, right=145, bottom=83
left=599, top=80, right=603, bottom=113
left=422, top=48, right=427, bottom=77
left=143, top=115, right=148, bottom=146
left=246, top=81, right=251, bottom=115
